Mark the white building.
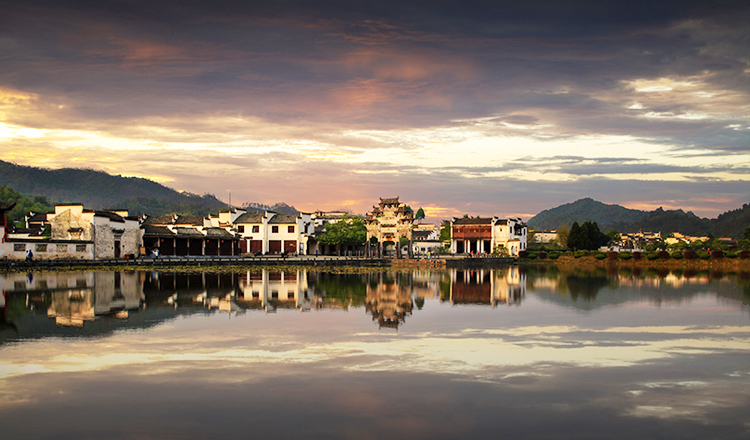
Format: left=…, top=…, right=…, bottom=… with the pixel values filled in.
left=233, top=211, right=313, bottom=255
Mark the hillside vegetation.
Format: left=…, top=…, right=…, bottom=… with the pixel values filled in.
left=529, top=198, right=750, bottom=239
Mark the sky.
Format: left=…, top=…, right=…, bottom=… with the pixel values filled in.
left=0, top=0, right=748, bottom=220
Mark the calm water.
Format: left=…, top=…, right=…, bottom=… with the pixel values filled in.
left=1, top=267, right=748, bottom=440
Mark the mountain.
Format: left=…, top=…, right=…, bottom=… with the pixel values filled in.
left=529, top=198, right=750, bottom=239
left=0, top=160, right=296, bottom=217
left=242, top=202, right=300, bottom=215
left=528, top=198, right=648, bottom=231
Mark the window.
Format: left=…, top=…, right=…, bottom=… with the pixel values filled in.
left=272, top=226, right=279, bottom=233
left=76, top=244, right=87, bottom=252
left=252, top=225, right=260, bottom=233
left=35, top=244, right=48, bottom=252
left=57, top=244, right=68, bottom=253
left=237, top=225, right=245, bottom=233
left=14, top=244, right=25, bottom=252
left=288, top=225, right=295, bottom=233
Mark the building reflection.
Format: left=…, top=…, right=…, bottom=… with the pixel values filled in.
left=7, top=266, right=740, bottom=338
left=1, top=271, right=144, bottom=327
left=365, top=272, right=413, bottom=329
left=447, top=267, right=526, bottom=307
left=236, top=269, right=316, bottom=312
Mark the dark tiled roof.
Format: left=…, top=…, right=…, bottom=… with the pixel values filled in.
left=27, top=212, right=49, bottom=223
left=412, top=230, right=432, bottom=240
left=94, top=211, right=125, bottom=223
left=269, top=214, right=298, bottom=224
left=0, top=201, right=17, bottom=211
left=142, top=215, right=175, bottom=225
left=379, top=197, right=399, bottom=205
left=204, top=227, right=235, bottom=238
left=495, top=219, right=508, bottom=226
left=234, top=212, right=264, bottom=223
left=174, top=227, right=204, bottom=237
left=143, top=225, right=176, bottom=237
left=174, top=215, right=205, bottom=226
left=453, top=217, right=494, bottom=225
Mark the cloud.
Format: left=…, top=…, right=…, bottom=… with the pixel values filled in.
left=0, top=1, right=748, bottom=218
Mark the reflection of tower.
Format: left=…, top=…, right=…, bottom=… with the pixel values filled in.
left=448, top=268, right=526, bottom=307
left=365, top=272, right=413, bottom=329
left=238, top=269, right=313, bottom=312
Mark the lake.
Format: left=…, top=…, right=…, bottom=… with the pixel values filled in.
left=1, top=266, right=748, bottom=439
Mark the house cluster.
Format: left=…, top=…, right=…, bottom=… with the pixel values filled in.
left=0, top=196, right=528, bottom=261
left=449, top=216, right=527, bottom=256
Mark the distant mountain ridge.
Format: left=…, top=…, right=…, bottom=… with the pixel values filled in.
left=528, top=198, right=750, bottom=239
left=0, top=160, right=298, bottom=217
left=528, top=198, right=648, bottom=230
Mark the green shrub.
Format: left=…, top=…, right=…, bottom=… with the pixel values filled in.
left=726, top=251, right=737, bottom=259
left=647, top=252, right=659, bottom=261
left=619, top=251, right=632, bottom=260
left=548, top=252, right=560, bottom=260
left=564, top=251, right=573, bottom=257
left=526, top=252, right=538, bottom=260
left=671, top=251, right=683, bottom=260
left=594, top=253, right=607, bottom=260
left=698, top=251, right=710, bottom=260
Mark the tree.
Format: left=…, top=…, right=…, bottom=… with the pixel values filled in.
left=605, top=229, right=621, bottom=244
left=568, top=221, right=608, bottom=250
left=568, top=222, right=585, bottom=250
left=557, top=224, right=569, bottom=248
left=415, top=207, right=425, bottom=222
left=439, top=223, right=451, bottom=243
left=316, top=215, right=367, bottom=255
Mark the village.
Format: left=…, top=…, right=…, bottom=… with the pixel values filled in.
left=0, top=196, right=740, bottom=263
left=0, top=197, right=529, bottom=262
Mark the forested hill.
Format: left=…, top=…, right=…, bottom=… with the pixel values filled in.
left=528, top=198, right=750, bottom=240
left=0, top=160, right=227, bottom=216
left=528, top=198, right=648, bottom=230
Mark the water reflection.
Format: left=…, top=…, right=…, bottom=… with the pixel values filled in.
left=0, top=266, right=748, bottom=439
left=1, top=267, right=748, bottom=340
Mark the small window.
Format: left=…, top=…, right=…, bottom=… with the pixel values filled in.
left=272, top=226, right=278, bottom=233
left=76, top=244, right=87, bottom=252
left=288, top=225, right=294, bottom=233
left=271, top=291, right=278, bottom=298
left=35, top=244, right=48, bottom=252
left=237, top=225, right=244, bottom=233
left=14, top=244, right=25, bottom=252
left=57, top=244, right=68, bottom=253
left=14, top=281, right=25, bottom=289
left=252, top=225, right=260, bottom=233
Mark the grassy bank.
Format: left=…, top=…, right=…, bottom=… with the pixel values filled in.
left=520, top=254, right=750, bottom=271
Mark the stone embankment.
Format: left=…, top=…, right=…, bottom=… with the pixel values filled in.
left=1, top=255, right=391, bottom=271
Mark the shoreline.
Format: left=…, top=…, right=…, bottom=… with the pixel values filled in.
left=519, top=255, right=750, bottom=271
